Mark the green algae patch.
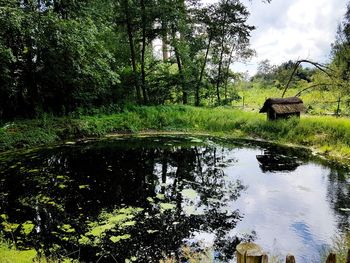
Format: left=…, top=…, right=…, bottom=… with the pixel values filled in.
left=156, top=193, right=165, bottom=200
left=181, top=188, right=198, bottom=199
left=59, top=224, right=76, bottom=233
left=147, top=230, right=158, bottom=234
left=109, top=234, right=131, bottom=243
left=21, top=221, right=35, bottom=236
left=82, top=206, right=143, bottom=246
left=159, top=202, right=176, bottom=211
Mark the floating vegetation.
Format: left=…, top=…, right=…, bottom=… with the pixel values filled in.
left=81, top=207, right=143, bottom=246
left=159, top=203, right=176, bottom=211
left=20, top=221, right=34, bottom=236
left=0, top=136, right=347, bottom=262
left=181, top=188, right=199, bottom=199
left=109, top=234, right=131, bottom=243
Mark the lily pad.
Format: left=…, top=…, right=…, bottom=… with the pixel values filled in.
left=159, top=202, right=176, bottom=211
left=181, top=188, right=198, bottom=199
left=110, top=234, right=131, bottom=243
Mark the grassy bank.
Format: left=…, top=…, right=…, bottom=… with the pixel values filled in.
left=2, top=105, right=350, bottom=162
left=0, top=243, right=36, bottom=263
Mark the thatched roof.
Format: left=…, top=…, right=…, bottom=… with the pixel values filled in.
left=259, top=97, right=304, bottom=114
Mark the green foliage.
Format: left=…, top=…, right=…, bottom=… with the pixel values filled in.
left=0, top=0, right=119, bottom=117
left=0, top=0, right=262, bottom=116
left=332, top=2, right=350, bottom=84
left=251, top=59, right=314, bottom=90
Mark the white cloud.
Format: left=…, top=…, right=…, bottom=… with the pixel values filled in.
left=246, top=0, right=348, bottom=74
left=202, top=0, right=349, bottom=75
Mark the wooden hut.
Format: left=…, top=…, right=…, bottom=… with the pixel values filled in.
left=259, top=97, right=304, bottom=120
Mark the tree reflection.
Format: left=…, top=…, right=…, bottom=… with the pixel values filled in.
left=0, top=137, right=247, bottom=262
left=326, top=168, right=350, bottom=231
left=256, top=147, right=305, bottom=173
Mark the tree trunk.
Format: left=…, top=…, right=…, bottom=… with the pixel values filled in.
left=123, top=0, right=142, bottom=103
left=195, top=37, right=211, bottom=106
left=175, top=49, right=187, bottom=104
left=162, top=21, right=169, bottom=61
left=140, top=0, right=148, bottom=104
left=215, top=9, right=228, bottom=104
left=171, top=26, right=187, bottom=104
left=216, top=42, right=225, bottom=103
left=224, top=45, right=235, bottom=100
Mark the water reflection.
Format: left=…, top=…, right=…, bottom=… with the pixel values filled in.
left=327, top=169, right=350, bottom=231
left=0, top=136, right=349, bottom=262
left=0, top=137, right=247, bottom=262
left=256, top=148, right=304, bottom=173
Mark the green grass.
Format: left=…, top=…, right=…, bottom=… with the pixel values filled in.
left=2, top=105, right=350, bottom=163
left=0, top=236, right=76, bottom=263
left=233, top=86, right=346, bottom=115
left=0, top=244, right=36, bottom=263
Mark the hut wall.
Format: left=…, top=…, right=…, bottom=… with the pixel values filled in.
left=267, top=108, right=276, bottom=120
left=275, top=112, right=300, bottom=120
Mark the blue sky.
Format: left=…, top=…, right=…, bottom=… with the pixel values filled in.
left=202, top=0, right=349, bottom=75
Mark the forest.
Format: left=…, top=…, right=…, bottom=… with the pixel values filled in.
left=0, top=0, right=348, bottom=119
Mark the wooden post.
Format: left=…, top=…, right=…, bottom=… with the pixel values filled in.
left=326, top=252, right=336, bottom=263
left=347, top=249, right=350, bottom=263
left=286, top=254, right=296, bottom=263
left=336, top=97, right=341, bottom=117
left=236, top=243, right=266, bottom=263
left=261, top=254, right=268, bottom=263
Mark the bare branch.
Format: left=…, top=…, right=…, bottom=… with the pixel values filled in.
left=294, top=83, right=333, bottom=97
left=281, top=59, right=334, bottom=98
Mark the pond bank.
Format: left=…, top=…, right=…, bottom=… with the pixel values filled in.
left=1, top=105, right=350, bottom=165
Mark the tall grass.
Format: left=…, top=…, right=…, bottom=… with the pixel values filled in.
left=234, top=86, right=345, bottom=115
left=0, top=234, right=77, bottom=263
left=2, top=105, right=350, bottom=162
left=0, top=244, right=36, bottom=263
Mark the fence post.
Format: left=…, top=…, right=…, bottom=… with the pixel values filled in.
left=347, top=249, right=350, bottom=263
left=286, top=254, right=295, bottom=263
left=336, top=97, right=341, bottom=117
left=261, top=254, right=268, bottom=263
left=236, top=243, right=266, bottom=263
left=326, top=253, right=336, bottom=263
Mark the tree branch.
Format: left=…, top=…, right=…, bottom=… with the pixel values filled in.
left=282, top=59, right=334, bottom=98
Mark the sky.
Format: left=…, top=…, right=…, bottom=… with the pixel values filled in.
left=202, top=0, right=349, bottom=75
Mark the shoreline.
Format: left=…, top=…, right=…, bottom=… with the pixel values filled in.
left=1, top=105, right=350, bottom=166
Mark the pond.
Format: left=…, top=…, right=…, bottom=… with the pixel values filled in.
left=0, top=136, right=349, bottom=262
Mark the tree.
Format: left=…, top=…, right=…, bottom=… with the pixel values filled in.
left=0, top=0, right=119, bottom=117
left=204, top=0, right=254, bottom=104
left=332, top=2, right=350, bottom=84
left=0, top=0, right=268, bottom=117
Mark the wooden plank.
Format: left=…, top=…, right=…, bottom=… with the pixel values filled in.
left=326, top=253, right=336, bottom=263
left=286, top=254, right=296, bottom=263
left=347, top=249, right=350, bottom=263
left=236, top=243, right=264, bottom=263
left=261, top=254, right=268, bottom=263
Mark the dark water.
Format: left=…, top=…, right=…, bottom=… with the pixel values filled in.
left=0, top=136, right=349, bottom=262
